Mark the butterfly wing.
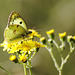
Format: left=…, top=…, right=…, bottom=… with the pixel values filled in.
left=4, top=25, right=27, bottom=43
left=7, top=11, right=27, bottom=31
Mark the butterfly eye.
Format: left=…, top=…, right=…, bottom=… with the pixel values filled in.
left=20, top=21, right=22, bottom=24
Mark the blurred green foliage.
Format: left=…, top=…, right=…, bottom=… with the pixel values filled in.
left=0, top=0, right=75, bottom=75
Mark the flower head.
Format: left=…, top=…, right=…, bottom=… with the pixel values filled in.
left=19, top=54, right=28, bottom=63
left=46, top=29, right=54, bottom=39
left=9, top=55, right=18, bottom=63
left=46, top=29, right=54, bottom=35
left=40, top=37, right=46, bottom=44
left=28, top=29, right=41, bottom=38
left=59, top=32, right=66, bottom=42
left=59, top=32, right=66, bottom=38
left=9, top=55, right=17, bottom=61
left=0, top=41, right=12, bottom=51
left=34, top=41, right=45, bottom=48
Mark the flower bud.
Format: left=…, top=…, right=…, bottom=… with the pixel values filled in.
left=40, top=37, right=46, bottom=44
left=59, top=32, right=66, bottom=42
left=36, top=47, right=39, bottom=52
left=46, top=29, right=54, bottom=40
left=67, top=35, right=75, bottom=43
left=9, top=55, right=18, bottom=63
left=67, top=35, right=73, bottom=43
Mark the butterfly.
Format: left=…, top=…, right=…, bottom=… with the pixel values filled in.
left=4, top=11, right=32, bottom=43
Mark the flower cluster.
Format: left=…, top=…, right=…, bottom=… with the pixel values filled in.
left=1, top=28, right=75, bottom=75
left=39, top=29, right=75, bottom=75
left=0, top=29, right=45, bottom=64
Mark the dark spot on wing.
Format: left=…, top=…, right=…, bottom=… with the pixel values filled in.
left=20, top=21, right=22, bottom=24
left=17, top=25, right=19, bottom=28
left=14, top=17, right=16, bottom=19
left=13, top=30, right=16, bottom=34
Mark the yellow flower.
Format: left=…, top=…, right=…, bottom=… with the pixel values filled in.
left=40, top=37, right=46, bottom=44
left=19, top=54, right=28, bottom=63
left=0, top=41, right=12, bottom=51
left=59, top=32, right=66, bottom=38
left=1, top=35, right=45, bottom=63
left=46, top=29, right=54, bottom=39
left=28, top=29, right=41, bottom=38
left=9, top=44, right=20, bottom=53
left=9, top=55, right=17, bottom=61
left=19, top=40, right=45, bottom=53
left=46, top=29, right=54, bottom=35
left=19, top=40, right=35, bottom=53
left=34, top=41, right=46, bottom=48
left=1, top=39, right=45, bottom=54
left=40, top=37, right=45, bottom=42
left=73, top=36, right=75, bottom=40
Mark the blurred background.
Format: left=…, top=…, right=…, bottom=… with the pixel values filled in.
left=0, top=0, right=75, bottom=75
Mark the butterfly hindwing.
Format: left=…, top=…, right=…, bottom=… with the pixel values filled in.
left=4, top=25, right=27, bottom=43
left=8, top=11, right=27, bottom=31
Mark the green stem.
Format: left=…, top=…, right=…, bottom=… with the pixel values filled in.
left=23, top=63, right=27, bottom=75
left=59, top=70, right=62, bottom=75
left=53, top=40, right=60, bottom=50
left=53, top=40, right=63, bottom=56
left=53, top=40, right=64, bottom=61
left=49, top=49, right=60, bottom=70
left=29, top=51, right=36, bottom=61
left=60, top=42, right=74, bottom=70
left=0, top=65, right=11, bottom=75
left=46, top=47, right=60, bottom=71
left=29, top=67, right=32, bottom=75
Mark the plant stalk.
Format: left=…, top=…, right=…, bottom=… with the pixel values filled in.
left=59, top=70, right=62, bottom=75
left=29, top=67, right=32, bottom=75
left=0, top=65, right=11, bottom=75
left=23, top=63, right=27, bottom=75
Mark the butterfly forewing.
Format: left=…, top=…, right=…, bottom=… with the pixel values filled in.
left=8, top=11, right=27, bottom=31
left=4, top=25, right=27, bottom=43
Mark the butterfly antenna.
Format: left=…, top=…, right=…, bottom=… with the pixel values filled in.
left=32, top=26, right=36, bottom=29
left=31, top=26, right=42, bottom=32
left=36, top=29, right=42, bottom=32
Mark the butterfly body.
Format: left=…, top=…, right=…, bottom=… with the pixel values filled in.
left=4, top=11, right=30, bottom=43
